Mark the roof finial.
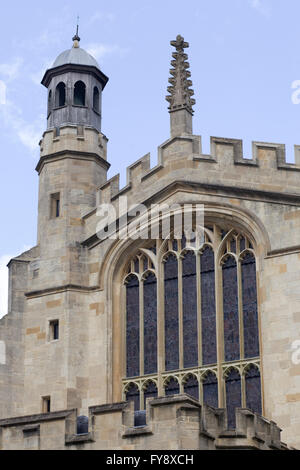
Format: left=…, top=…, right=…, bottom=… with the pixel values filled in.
left=73, top=16, right=81, bottom=48
left=166, top=34, right=196, bottom=115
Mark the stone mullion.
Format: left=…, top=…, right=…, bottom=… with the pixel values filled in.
left=178, top=256, right=183, bottom=370
left=139, top=278, right=144, bottom=378
left=238, top=260, right=244, bottom=360
left=197, top=252, right=202, bottom=366
left=157, top=258, right=165, bottom=397
left=241, top=370, right=246, bottom=408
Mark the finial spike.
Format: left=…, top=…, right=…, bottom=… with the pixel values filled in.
left=166, top=34, right=195, bottom=115
left=72, top=15, right=81, bottom=47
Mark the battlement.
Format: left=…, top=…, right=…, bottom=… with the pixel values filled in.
left=96, top=134, right=300, bottom=207
left=0, top=395, right=289, bottom=450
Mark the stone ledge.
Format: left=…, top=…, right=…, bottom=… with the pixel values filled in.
left=123, top=426, right=153, bottom=438
left=0, top=409, right=76, bottom=428
left=65, top=432, right=95, bottom=445
left=89, top=402, right=128, bottom=415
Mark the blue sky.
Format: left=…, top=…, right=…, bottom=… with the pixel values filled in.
left=1, top=0, right=300, bottom=317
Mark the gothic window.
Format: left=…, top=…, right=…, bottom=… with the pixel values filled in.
left=55, top=82, right=66, bottom=107
left=143, top=273, right=157, bottom=375
left=164, top=253, right=179, bottom=371
left=165, top=377, right=180, bottom=396
left=242, top=253, right=259, bottom=358
left=125, top=383, right=140, bottom=411
left=182, top=251, right=198, bottom=368
left=201, top=246, right=217, bottom=365
left=74, top=81, right=86, bottom=106
left=203, top=371, right=218, bottom=408
left=225, top=368, right=242, bottom=429
left=122, top=226, right=261, bottom=426
left=183, top=374, right=199, bottom=400
left=143, top=381, right=158, bottom=409
left=93, top=86, right=100, bottom=112
left=223, top=255, right=240, bottom=362
left=245, top=364, right=262, bottom=415
left=126, top=275, right=140, bottom=378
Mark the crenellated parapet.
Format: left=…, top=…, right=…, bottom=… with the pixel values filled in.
left=95, top=134, right=300, bottom=210
left=0, top=395, right=289, bottom=450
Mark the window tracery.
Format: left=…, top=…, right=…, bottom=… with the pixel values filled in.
left=122, top=225, right=262, bottom=425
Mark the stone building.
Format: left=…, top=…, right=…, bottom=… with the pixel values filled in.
left=0, top=32, right=299, bottom=450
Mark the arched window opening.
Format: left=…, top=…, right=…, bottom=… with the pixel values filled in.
left=126, top=275, right=140, bottom=378
left=48, top=90, right=52, bottom=115
left=201, top=246, right=217, bottom=365
left=126, top=383, right=140, bottom=411
left=122, top=227, right=261, bottom=427
left=242, top=252, right=259, bottom=359
left=225, top=369, right=242, bottom=429
left=74, top=81, right=86, bottom=106
left=143, top=273, right=157, bottom=375
left=182, top=251, right=198, bottom=368
left=223, top=256, right=240, bottom=362
left=164, top=254, right=179, bottom=371
left=184, top=374, right=199, bottom=400
left=143, top=381, right=158, bottom=409
left=202, top=372, right=218, bottom=408
left=55, top=82, right=66, bottom=107
left=93, top=86, right=100, bottom=112
left=165, top=377, right=180, bottom=396
left=76, top=416, right=89, bottom=435
left=245, top=365, right=262, bottom=415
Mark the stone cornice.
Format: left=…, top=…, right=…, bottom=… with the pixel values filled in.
left=0, top=409, right=76, bottom=428
left=35, top=150, right=111, bottom=174
left=25, top=284, right=100, bottom=299
left=41, top=63, right=109, bottom=89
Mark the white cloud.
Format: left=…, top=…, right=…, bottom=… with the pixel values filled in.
left=249, top=0, right=271, bottom=18
left=0, top=254, right=11, bottom=319
left=86, top=43, right=128, bottom=63
left=0, top=98, right=44, bottom=154
left=0, top=58, right=23, bottom=82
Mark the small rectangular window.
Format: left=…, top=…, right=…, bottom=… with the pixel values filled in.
left=50, top=193, right=60, bottom=219
left=42, top=396, right=51, bottom=413
left=49, top=320, right=59, bottom=341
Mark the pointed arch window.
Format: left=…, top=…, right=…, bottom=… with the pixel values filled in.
left=122, top=226, right=261, bottom=427
left=93, top=86, right=100, bottom=112
left=48, top=90, right=52, bottom=116
left=74, top=81, right=86, bottom=106
left=55, top=82, right=66, bottom=108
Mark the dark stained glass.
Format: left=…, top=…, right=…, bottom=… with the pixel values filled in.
left=201, top=247, right=217, bottom=365
left=203, top=371, right=218, bottom=408
left=239, top=237, right=246, bottom=253
left=242, top=253, right=259, bottom=359
left=164, top=254, right=179, bottom=371
left=144, top=381, right=158, bottom=409
left=182, top=251, right=198, bottom=368
left=126, top=383, right=140, bottom=411
left=173, top=240, right=178, bottom=252
left=134, top=258, right=139, bottom=273
left=144, top=273, right=157, bottom=375
left=225, top=369, right=241, bottom=429
left=165, top=377, right=180, bottom=396
left=230, top=238, right=236, bottom=254
left=223, top=256, right=240, bottom=362
left=126, top=275, right=140, bottom=378
left=143, top=257, right=148, bottom=272
left=245, top=366, right=262, bottom=415
left=184, top=375, right=199, bottom=400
